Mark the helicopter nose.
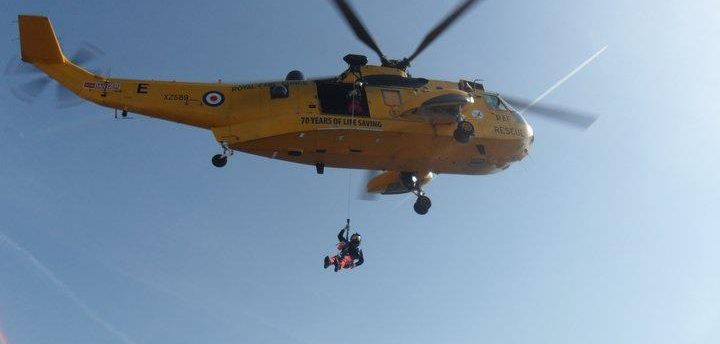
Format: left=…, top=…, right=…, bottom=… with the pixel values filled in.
left=522, top=122, right=534, bottom=159
left=526, top=123, right=534, bottom=145
left=512, top=110, right=533, bottom=146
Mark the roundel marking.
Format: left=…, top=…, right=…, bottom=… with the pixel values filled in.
left=203, top=91, right=225, bottom=107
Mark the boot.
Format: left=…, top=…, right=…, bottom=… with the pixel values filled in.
left=324, top=256, right=331, bottom=269
left=333, top=259, right=340, bottom=272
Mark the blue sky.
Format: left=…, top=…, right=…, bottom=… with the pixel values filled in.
left=1, top=1, right=719, bottom=343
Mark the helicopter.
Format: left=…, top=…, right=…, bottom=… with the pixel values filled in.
left=14, top=0, right=596, bottom=215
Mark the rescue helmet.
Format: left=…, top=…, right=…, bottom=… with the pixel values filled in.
left=350, top=233, right=362, bottom=244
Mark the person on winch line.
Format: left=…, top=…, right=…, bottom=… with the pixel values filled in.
left=324, top=224, right=364, bottom=272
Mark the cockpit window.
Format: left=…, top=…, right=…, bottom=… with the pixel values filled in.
left=483, top=94, right=507, bottom=111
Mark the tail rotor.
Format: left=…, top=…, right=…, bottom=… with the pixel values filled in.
left=4, top=41, right=109, bottom=108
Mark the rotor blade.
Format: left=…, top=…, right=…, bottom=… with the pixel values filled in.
left=332, top=0, right=386, bottom=62
left=4, top=57, right=41, bottom=76
left=406, top=0, right=481, bottom=63
left=14, top=76, right=52, bottom=98
left=55, top=84, right=83, bottom=108
left=69, top=42, right=105, bottom=65
left=88, top=68, right=105, bottom=76
left=358, top=170, right=380, bottom=201
left=502, top=95, right=598, bottom=129
left=88, top=66, right=111, bottom=78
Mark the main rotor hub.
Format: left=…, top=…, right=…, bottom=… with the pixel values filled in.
left=382, top=58, right=410, bottom=70
left=333, top=0, right=480, bottom=73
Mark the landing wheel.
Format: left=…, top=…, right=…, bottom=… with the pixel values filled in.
left=413, top=195, right=432, bottom=215
left=212, top=154, right=228, bottom=168
left=453, top=120, right=475, bottom=143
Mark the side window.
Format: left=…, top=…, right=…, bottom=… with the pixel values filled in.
left=316, top=82, right=369, bottom=117
left=483, top=94, right=507, bottom=111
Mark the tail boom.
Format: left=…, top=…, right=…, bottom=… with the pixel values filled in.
left=16, top=15, right=230, bottom=130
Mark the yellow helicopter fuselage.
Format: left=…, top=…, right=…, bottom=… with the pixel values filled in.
left=19, top=15, right=532, bottom=176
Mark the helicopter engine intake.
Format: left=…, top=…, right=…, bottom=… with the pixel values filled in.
left=285, top=70, right=305, bottom=81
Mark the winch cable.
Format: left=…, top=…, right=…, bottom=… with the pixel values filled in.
left=346, top=169, right=352, bottom=220
left=345, top=73, right=362, bottom=222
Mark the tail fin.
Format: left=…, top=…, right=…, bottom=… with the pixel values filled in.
left=18, top=15, right=66, bottom=64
